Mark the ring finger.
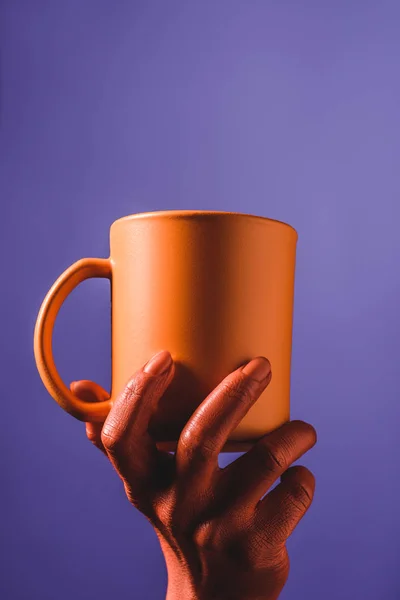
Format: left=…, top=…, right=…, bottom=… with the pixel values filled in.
left=219, top=420, right=317, bottom=509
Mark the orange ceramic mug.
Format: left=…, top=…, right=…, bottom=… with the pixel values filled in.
left=34, top=210, right=298, bottom=452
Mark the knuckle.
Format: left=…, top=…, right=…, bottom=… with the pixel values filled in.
left=255, top=440, right=289, bottom=472
left=190, top=445, right=214, bottom=465
left=180, top=432, right=217, bottom=464
left=286, top=482, right=312, bottom=512
left=100, top=421, right=125, bottom=453
left=193, top=512, right=250, bottom=554
left=124, top=375, right=146, bottom=402
left=220, top=376, right=254, bottom=405
left=193, top=520, right=224, bottom=549
left=192, top=521, right=211, bottom=547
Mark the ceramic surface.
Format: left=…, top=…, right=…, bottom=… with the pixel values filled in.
left=34, top=210, right=298, bottom=451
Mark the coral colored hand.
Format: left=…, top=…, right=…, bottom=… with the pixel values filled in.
left=71, top=351, right=316, bottom=600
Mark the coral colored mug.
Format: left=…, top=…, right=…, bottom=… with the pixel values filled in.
left=34, top=210, right=298, bottom=452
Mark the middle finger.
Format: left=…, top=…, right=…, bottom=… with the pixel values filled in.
left=175, top=356, right=272, bottom=480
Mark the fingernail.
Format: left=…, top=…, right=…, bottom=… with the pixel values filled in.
left=144, top=350, right=172, bottom=376
left=241, top=357, right=271, bottom=383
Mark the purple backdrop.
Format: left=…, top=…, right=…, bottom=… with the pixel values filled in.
left=1, top=2, right=400, bottom=599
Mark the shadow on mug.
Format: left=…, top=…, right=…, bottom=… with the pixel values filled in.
left=149, top=357, right=254, bottom=453
left=149, top=360, right=209, bottom=443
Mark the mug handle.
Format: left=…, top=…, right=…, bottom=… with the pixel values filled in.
left=34, top=257, right=113, bottom=422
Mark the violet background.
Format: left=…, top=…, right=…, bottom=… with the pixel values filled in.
left=1, top=1, right=400, bottom=599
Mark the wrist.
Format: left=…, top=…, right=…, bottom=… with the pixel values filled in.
left=165, top=564, right=284, bottom=600
left=159, top=532, right=286, bottom=600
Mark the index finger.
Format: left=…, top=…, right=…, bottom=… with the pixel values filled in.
left=100, top=350, right=175, bottom=486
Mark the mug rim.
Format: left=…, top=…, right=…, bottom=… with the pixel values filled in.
left=112, top=210, right=298, bottom=238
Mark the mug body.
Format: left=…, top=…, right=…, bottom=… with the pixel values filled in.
left=109, top=210, right=297, bottom=451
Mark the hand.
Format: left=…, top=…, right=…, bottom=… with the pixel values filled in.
left=71, top=351, right=317, bottom=600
